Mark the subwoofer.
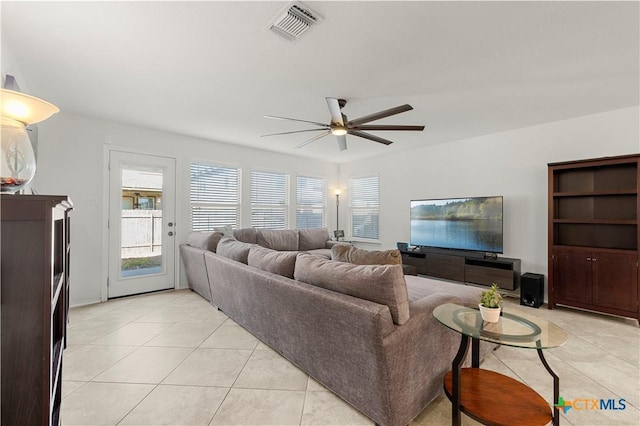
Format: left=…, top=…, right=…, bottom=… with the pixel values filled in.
left=520, top=273, right=545, bottom=308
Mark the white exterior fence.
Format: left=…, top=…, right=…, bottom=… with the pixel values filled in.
left=121, top=209, right=162, bottom=258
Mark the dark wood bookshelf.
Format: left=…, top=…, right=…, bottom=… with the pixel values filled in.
left=548, top=154, right=639, bottom=323
left=1, top=194, right=73, bottom=426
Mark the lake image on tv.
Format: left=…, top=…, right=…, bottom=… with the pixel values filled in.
left=410, top=197, right=503, bottom=252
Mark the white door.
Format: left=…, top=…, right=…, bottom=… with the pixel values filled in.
left=108, top=151, right=176, bottom=298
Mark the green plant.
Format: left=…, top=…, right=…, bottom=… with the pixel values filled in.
left=480, top=283, right=503, bottom=308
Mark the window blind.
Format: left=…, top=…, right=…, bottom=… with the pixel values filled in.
left=251, top=170, right=289, bottom=229
left=296, top=175, right=325, bottom=229
left=190, top=162, right=240, bottom=231
left=349, top=175, right=379, bottom=240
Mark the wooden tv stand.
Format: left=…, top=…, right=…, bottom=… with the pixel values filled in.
left=400, top=248, right=521, bottom=290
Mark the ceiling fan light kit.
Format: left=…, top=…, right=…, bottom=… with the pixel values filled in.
left=263, top=97, right=425, bottom=151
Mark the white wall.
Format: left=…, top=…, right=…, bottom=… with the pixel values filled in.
left=31, top=112, right=338, bottom=306
left=1, top=35, right=28, bottom=90
left=338, top=106, right=640, bottom=298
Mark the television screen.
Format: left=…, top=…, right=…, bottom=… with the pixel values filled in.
left=410, top=196, right=503, bottom=253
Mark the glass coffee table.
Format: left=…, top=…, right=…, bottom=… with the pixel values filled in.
left=433, top=303, right=568, bottom=426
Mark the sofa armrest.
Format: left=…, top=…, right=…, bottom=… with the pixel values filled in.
left=180, top=244, right=213, bottom=303
left=326, top=240, right=351, bottom=249
left=381, top=292, right=464, bottom=426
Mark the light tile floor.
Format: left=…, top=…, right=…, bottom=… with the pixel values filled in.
left=62, top=289, right=640, bottom=425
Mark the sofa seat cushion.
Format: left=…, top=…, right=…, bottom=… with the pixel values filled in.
left=257, top=229, right=299, bottom=251
left=298, top=228, right=330, bottom=251
left=404, top=275, right=482, bottom=307
left=216, top=235, right=254, bottom=264
left=331, top=244, right=402, bottom=265
left=294, top=253, right=410, bottom=325
left=247, top=245, right=298, bottom=279
left=187, top=231, right=225, bottom=252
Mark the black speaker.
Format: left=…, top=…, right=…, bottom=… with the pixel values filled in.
left=520, top=273, right=545, bottom=308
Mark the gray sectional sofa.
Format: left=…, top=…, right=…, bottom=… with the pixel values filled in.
left=180, top=227, right=488, bottom=426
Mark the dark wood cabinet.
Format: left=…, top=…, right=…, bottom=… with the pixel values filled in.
left=552, top=249, right=593, bottom=305
left=548, top=154, right=639, bottom=322
left=1, top=194, right=72, bottom=426
left=593, top=251, right=638, bottom=313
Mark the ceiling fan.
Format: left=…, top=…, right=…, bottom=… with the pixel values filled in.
left=262, top=98, right=425, bottom=151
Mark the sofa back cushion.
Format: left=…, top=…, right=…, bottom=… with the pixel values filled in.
left=233, top=228, right=258, bottom=244
left=247, top=245, right=297, bottom=279
left=331, top=245, right=402, bottom=266
left=298, top=228, right=330, bottom=251
left=256, top=229, right=299, bottom=251
left=294, top=253, right=410, bottom=325
left=187, top=231, right=225, bottom=252
left=216, top=235, right=253, bottom=264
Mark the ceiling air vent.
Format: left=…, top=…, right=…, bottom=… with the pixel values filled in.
left=269, top=2, right=323, bottom=42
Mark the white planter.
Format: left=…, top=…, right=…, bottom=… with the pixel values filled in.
left=479, top=304, right=501, bottom=323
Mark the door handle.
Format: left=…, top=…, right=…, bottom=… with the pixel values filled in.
left=168, top=222, right=174, bottom=227
left=168, top=231, right=174, bottom=236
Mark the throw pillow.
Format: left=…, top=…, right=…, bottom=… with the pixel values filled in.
left=256, top=229, right=299, bottom=251
left=213, top=225, right=234, bottom=235
left=247, top=245, right=297, bottom=279
left=232, top=228, right=258, bottom=244
left=187, top=231, right=225, bottom=252
left=331, top=245, right=402, bottom=265
left=216, top=235, right=253, bottom=264
left=298, top=228, right=330, bottom=251
left=294, top=253, right=410, bottom=325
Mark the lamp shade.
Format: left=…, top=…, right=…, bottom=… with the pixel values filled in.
left=1, top=89, right=59, bottom=193
left=1, top=88, right=59, bottom=125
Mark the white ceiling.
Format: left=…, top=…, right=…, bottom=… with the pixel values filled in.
left=2, top=1, right=638, bottom=163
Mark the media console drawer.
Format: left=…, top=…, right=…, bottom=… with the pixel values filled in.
left=464, top=257, right=521, bottom=290
left=401, top=254, right=427, bottom=275
left=465, top=265, right=514, bottom=290
left=426, top=253, right=465, bottom=282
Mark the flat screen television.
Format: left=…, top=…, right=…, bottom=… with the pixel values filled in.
left=410, top=196, right=503, bottom=253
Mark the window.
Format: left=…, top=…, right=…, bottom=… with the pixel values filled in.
left=296, top=176, right=326, bottom=229
left=190, top=162, right=241, bottom=231
left=251, top=170, right=289, bottom=229
left=349, top=175, right=379, bottom=240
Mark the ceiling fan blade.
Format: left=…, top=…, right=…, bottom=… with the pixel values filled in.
left=348, top=104, right=414, bottom=126
left=350, top=124, right=425, bottom=131
left=264, top=115, right=329, bottom=127
left=336, top=135, right=347, bottom=151
left=295, top=130, right=331, bottom=149
left=325, top=97, right=344, bottom=126
left=261, top=129, right=327, bottom=137
left=349, top=130, right=394, bottom=146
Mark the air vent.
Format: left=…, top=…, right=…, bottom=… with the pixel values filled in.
left=269, top=2, right=323, bottom=42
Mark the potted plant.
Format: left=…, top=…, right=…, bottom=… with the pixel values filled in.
left=479, top=283, right=503, bottom=323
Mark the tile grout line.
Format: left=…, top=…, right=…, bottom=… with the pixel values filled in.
left=203, top=331, right=259, bottom=425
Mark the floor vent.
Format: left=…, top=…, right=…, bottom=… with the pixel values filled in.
left=269, top=2, right=323, bottom=42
